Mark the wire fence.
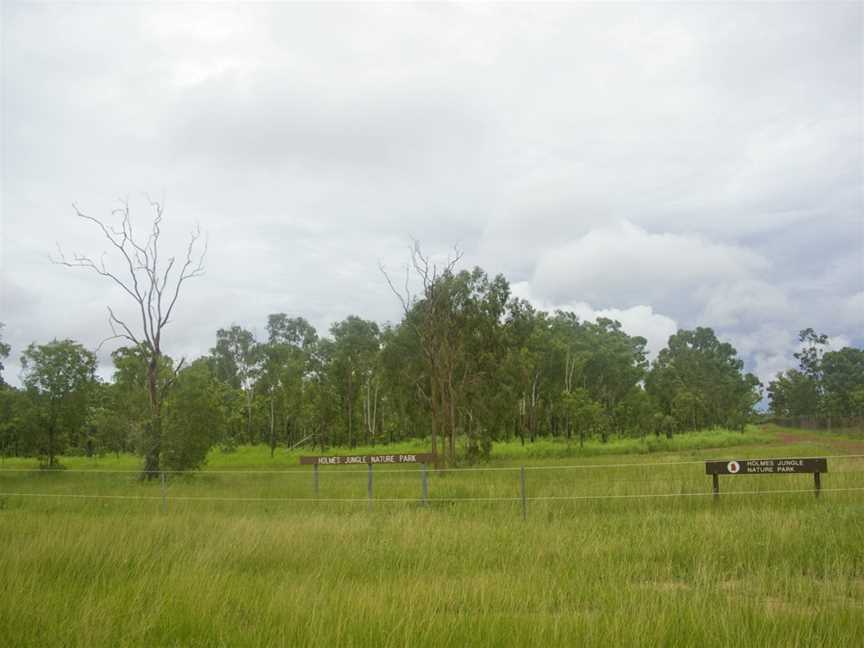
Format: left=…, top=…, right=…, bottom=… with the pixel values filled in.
left=767, top=415, right=864, bottom=431
left=2, top=453, right=862, bottom=474
left=1, top=454, right=863, bottom=516
left=2, top=487, right=864, bottom=504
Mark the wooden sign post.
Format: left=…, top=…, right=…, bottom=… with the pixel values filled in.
left=705, top=458, right=827, bottom=498
left=299, top=453, right=437, bottom=505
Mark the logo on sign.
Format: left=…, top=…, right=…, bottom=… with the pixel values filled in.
left=727, top=461, right=740, bottom=474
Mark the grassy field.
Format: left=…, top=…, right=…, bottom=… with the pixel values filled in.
left=1, top=426, right=862, bottom=646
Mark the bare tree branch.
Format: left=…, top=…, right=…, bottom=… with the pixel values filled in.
left=56, top=199, right=206, bottom=476
left=159, top=356, right=186, bottom=402
left=379, top=260, right=412, bottom=315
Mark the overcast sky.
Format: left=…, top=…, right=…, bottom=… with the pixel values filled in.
left=1, top=2, right=862, bottom=387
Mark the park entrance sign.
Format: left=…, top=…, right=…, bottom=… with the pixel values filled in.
left=299, top=453, right=437, bottom=506
left=705, top=457, right=828, bottom=497
left=299, top=453, right=436, bottom=466
left=705, top=458, right=827, bottom=475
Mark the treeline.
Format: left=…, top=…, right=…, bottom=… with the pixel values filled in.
left=767, top=328, right=864, bottom=419
left=0, top=269, right=860, bottom=469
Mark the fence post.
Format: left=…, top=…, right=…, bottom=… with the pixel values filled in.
left=160, top=471, right=167, bottom=513
left=368, top=462, right=373, bottom=511
left=313, top=463, right=319, bottom=498
left=712, top=473, right=719, bottom=500
left=520, top=465, right=527, bottom=520
left=421, top=463, right=429, bottom=506
left=814, top=471, right=821, bottom=498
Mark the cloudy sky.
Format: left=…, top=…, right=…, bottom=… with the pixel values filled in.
left=1, top=2, right=861, bottom=386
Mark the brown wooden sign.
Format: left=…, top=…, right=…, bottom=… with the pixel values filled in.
left=299, top=453, right=436, bottom=466
left=705, top=458, right=827, bottom=475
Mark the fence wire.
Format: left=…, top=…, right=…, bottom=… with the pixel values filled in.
left=1, top=453, right=863, bottom=475
left=2, top=454, right=861, bottom=512
left=1, top=486, right=863, bottom=504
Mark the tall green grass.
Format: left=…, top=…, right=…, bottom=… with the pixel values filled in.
left=1, top=427, right=862, bottom=646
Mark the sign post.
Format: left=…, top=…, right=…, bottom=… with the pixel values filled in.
left=705, top=458, right=827, bottom=498
left=160, top=471, right=167, bottom=512
left=520, top=466, right=527, bottom=521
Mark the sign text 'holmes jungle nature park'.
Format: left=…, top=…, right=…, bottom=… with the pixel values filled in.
left=704, top=458, right=828, bottom=475
left=705, top=457, right=828, bottom=497
left=299, top=453, right=437, bottom=466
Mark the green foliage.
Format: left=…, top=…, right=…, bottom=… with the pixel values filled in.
left=82, top=383, right=127, bottom=457
left=646, top=327, right=761, bottom=431
left=767, top=369, right=820, bottom=417
left=0, top=322, right=11, bottom=386
left=19, top=339, right=98, bottom=466
left=328, top=316, right=381, bottom=448
left=821, top=347, right=864, bottom=416
left=209, top=325, right=261, bottom=443
left=0, top=387, right=35, bottom=458
left=162, top=359, right=227, bottom=471
left=109, top=346, right=175, bottom=455
left=11, top=258, right=856, bottom=471
left=768, top=329, right=864, bottom=418
left=562, top=388, right=604, bottom=445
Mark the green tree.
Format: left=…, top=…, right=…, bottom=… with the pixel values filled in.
left=0, top=387, right=33, bottom=459
left=328, top=316, right=381, bottom=447
left=260, top=315, right=319, bottom=456
left=767, top=369, right=818, bottom=417
left=614, top=387, right=657, bottom=438
left=820, top=347, right=864, bottom=416
left=210, top=325, right=261, bottom=442
left=766, top=329, right=850, bottom=418
left=647, top=327, right=760, bottom=431
left=502, top=302, right=552, bottom=445
left=795, top=328, right=829, bottom=382
left=162, top=359, right=227, bottom=471
left=110, top=346, right=175, bottom=454
left=378, top=322, right=427, bottom=445
left=581, top=318, right=648, bottom=432
left=85, top=382, right=129, bottom=457
left=0, top=322, right=11, bottom=386
left=20, top=339, right=98, bottom=467
left=562, top=388, right=603, bottom=447
left=381, top=243, right=463, bottom=463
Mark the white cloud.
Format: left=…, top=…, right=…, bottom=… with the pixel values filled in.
left=530, top=221, right=769, bottom=311
left=727, top=326, right=797, bottom=385
left=839, top=292, right=864, bottom=329
left=511, top=282, right=678, bottom=359
left=698, top=280, right=796, bottom=329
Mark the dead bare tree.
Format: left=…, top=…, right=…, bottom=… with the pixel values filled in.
left=54, top=198, right=206, bottom=477
left=380, top=241, right=462, bottom=464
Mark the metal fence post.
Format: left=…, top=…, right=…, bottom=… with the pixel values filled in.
left=421, top=463, right=429, bottom=506
left=814, top=471, right=821, bottom=498
left=712, top=474, right=719, bottom=500
left=160, top=471, right=167, bottom=513
left=520, top=465, right=527, bottom=520
left=368, top=462, right=373, bottom=511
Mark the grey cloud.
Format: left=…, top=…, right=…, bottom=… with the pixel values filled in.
left=1, top=2, right=861, bottom=388
left=530, top=221, right=769, bottom=313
